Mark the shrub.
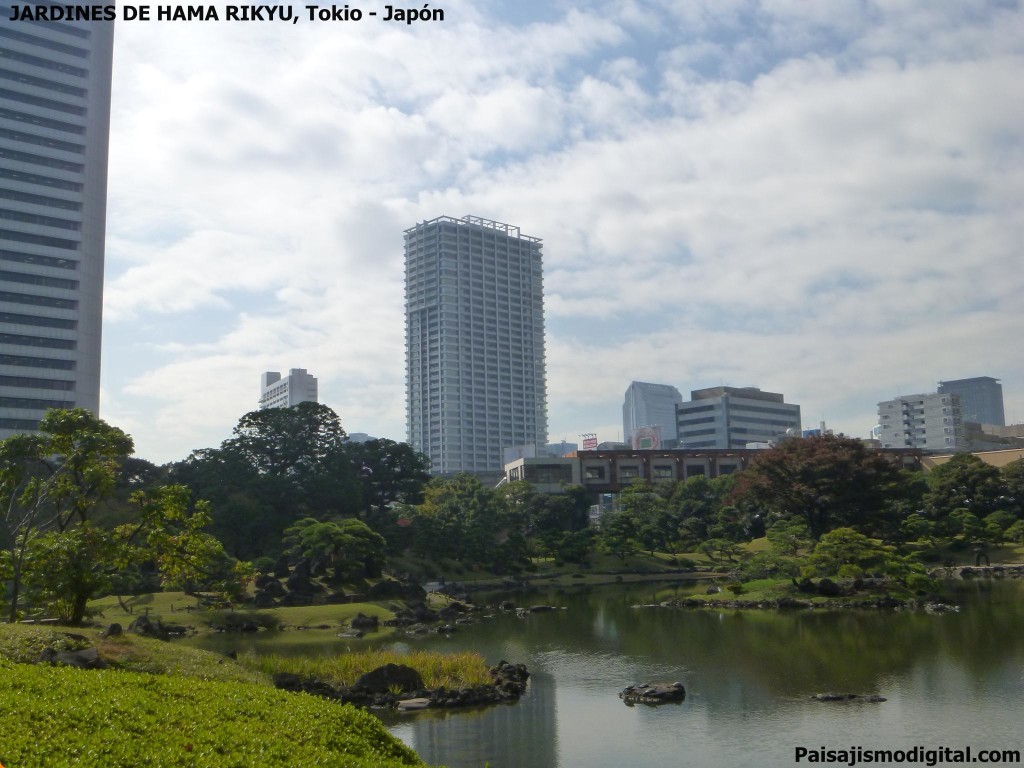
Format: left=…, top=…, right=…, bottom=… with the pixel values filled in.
left=0, top=662, right=425, bottom=768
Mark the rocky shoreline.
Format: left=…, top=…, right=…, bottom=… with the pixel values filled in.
left=629, top=576, right=959, bottom=612
left=272, top=660, right=530, bottom=712
left=635, top=595, right=959, bottom=611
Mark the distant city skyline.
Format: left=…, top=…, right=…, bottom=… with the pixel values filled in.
left=78, top=1, right=1023, bottom=463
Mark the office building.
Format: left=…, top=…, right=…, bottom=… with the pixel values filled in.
left=259, top=368, right=318, bottom=409
left=405, top=215, right=547, bottom=475
left=622, top=381, right=683, bottom=445
left=937, top=376, right=1005, bottom=426
left=877, top=392, right=966, bottom=451
left=676, top=386, right=801, bottom=449
left=0, top=13, right=113, bottom=437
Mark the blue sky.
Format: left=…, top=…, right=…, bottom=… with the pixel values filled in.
left=101, top=0, right=1024, bottom=462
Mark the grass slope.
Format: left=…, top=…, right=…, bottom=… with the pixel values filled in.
left=0, top=660, right=427, bottom=768
left=0, top=624, right=267, bottom=684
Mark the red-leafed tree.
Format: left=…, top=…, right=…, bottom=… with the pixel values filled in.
left=730, top=435, right=917, bottom=540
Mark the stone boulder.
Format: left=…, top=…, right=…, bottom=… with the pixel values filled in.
left=810, top=693, right=886, bottom=703
left=353, top=664, right=425, bottom=694
left=285, top=572, right=317, bottom=595
left=437, top=601, right=470, bottom=620
left=128, top=614, right=186, bottom=641
left=620, top=682, right=686, bottom=705
left=397, top=697, right=432, bottom=712
left=816, top=578, right=843, bottom=597
left=38, top=646, right=107, bottom=670
left=350, top=612, right=379, bottom=630
left=776, top=597, right=813, bottom=610
left=384, top=603, right=439, bottom=626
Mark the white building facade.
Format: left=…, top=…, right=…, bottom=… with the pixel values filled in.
left=259, top=368, right=318, bottom=409
left=877, top=392, right=966, bottom=451
left=405, top=215, right=547, bottom=475
left=677, top=386, right=801, bottom=449
left=0, top=14, right=113, bottom=437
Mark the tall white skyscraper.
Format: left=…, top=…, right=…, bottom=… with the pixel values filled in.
left=0, top=13, right=114, bottom=437
left=405, top=215, right=547, bottom=475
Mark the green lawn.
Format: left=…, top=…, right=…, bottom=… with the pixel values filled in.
left=89, top=592, right=398, bottom=631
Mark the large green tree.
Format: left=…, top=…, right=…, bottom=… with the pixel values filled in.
left=170, top=406, right=433, bottom=561
left=1001, top=458, right=1024, bottom=518
left=922, top=453, right=1008, bottom=533
left=408, top=474, right=528, bottom=573
left=1, top=409, right=132, bottom=622
left=667, top=474, right=735, bottom=541
left=730, top=435, right=911, bottom=540
left=282, top=517, right=386, bottom=583
left=619, top=482, right=677, bottom=555
left=122, top=485, right=252, bottom=601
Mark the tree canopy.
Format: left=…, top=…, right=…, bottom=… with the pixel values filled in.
left=730, top=434, right=911, bottom=539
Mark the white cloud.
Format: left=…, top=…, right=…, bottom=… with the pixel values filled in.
left=100, top=1, right=1024, bottom=462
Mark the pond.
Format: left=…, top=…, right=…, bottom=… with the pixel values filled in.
left=192, top=579, right=1024, bottom=768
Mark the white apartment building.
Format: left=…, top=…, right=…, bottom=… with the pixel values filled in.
left=405, top=215, right=547, bottom=475
left=259, top=368, right=318, bottom=410
left=877, top=392, right=966, bottom=451
left=0, top=14, right=114, bottom=436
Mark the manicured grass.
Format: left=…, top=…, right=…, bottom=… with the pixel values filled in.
left=88, top=592, right=397, bottom=631
left=743, top=537, right=773, bottom=554
left=245, top=648, right=492, bottom=689
left=0, top=660, right=427, bottom=768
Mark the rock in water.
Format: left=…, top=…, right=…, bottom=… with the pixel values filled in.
left=620, top=682, right=686, bottom=705
left=353, top=663, right=424, bottom=694
left=810, top=693, right=886, bottom=703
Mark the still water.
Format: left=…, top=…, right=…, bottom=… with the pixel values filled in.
left=384, top=580, right=1024, bottom=768
left=197, top=580, right=1024, bottom=768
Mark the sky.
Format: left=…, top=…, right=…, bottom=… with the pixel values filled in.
left=100, top=0, right=1024, bottom=464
